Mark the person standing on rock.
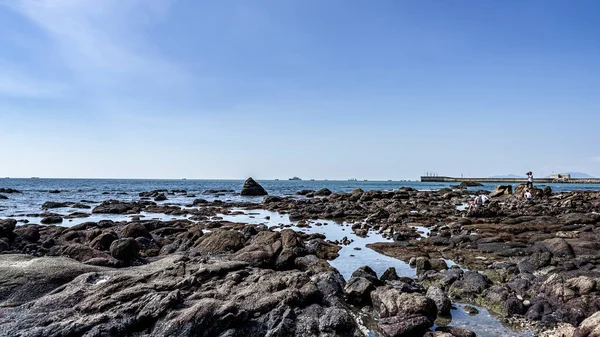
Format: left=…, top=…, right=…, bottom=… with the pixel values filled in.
left=526, top=171, right=534, bottom=189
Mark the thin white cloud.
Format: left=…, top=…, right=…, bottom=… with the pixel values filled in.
left=4, top=0, right=183, bottom=82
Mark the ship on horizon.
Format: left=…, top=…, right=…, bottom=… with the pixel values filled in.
left=289, top=177, right=302, bottom=181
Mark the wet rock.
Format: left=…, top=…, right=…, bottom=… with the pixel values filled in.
left=41, top=216, right=63, bottom=224
left=48, top=190, right=61, bottom=194
left=0, top=188, right=21, bottom=193
left=92, top=200, right=154, bottom=214
left=462, top=305, right=479, bottom=315
left=192, top=198, right=208, bottom=205
left=240, top=177, right=268, bottom=196
left=315, top=188, right=333, bottom=196
left=42, top=201, right=71, bottom=209
left=0, top=194, right=7, bottom=199
left=154, top=193, right=168, bottom=201
left=110, top=238, right=140, bottom=261
left=71, top=203, right=91, bottom=209
left=426, top=285, right=452, bottom=316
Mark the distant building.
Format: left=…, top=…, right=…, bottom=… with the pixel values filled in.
left=550, top=173, right=571, bottom=180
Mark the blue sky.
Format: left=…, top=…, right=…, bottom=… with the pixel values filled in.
left=0, top=0, right=599, bottom=179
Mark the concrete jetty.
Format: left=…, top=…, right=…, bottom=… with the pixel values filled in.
left=420, top=176, right=600, bottom=184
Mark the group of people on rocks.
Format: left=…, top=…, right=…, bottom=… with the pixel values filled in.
left=468, top=171, right=535, bottom=212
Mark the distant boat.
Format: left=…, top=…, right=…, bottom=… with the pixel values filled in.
left=182, top=178, right=187, bottom=180
left=388, top=179, right=392, bottom=182
left=364, top=179, right=367, bottom=181
left=31, top=177, right=40, bottom=179
left=275, top=179, right=280, bottom=181
left=310, top=179, right=315, bottom=181
left=348, top=178, right=357, bottom=181
left=289, top=177, right=302, bottom=181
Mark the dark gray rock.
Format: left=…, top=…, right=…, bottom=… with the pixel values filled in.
left=110, top=238, right=140, bottom=261
left=344, top=277, right=375, bottom=306
left=41, top=216, right=63, bottom=224
left=42, top=201, right=71, bottom=209
left=315, top=188, right=333, bottom=196
left=426, top=285, right=452, bottom=316
left=240, top=177, right=268, bottom=196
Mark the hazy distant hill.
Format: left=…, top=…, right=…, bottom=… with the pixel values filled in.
left=489, top=174, right=521, bottom=178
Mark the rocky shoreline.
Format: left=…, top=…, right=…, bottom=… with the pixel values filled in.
left=1, top=182, right=599, bottom=337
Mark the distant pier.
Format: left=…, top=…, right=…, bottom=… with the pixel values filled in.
left=420, top=176, right=600, bottom=184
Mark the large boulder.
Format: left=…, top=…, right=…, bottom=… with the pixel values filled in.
left=92, top=200, right=153, bottom=214
left=14, top=226, right=40, bottom=242
left=240, top=177, right=268, bottom=196
left=0, top=255, right=363, bottom=337
left=194, top=229, right=245, bottom=253
left=315, top=188, right=333, bottom=196
left=575, top=311, right=600, bottom=337
left=0, top=254, right=106, bottom=307
left=344, top=277, right=376, bottom=306
left=0, top=218, right=17, bottom=237
left=120, top=222, right=152, bottom=239
left=490, top=185, right=513, bottom=197
left=42, top=201, right=71, bottom=209
left=110, top=238, right=140, bottom=261
left=62, top=244, right=113, bottom=263
left=90, top=232, right=119, bottom=251
left=448, top=271, right=490, bottom=301
left=426, top=285, right=452, bottom=316
left=371, top=286, right=437, bottom=337
left=458, top=181, right=483, bottom=188
left=514, top=184, right=544, bottom=199
left=0, top=188, right=21, bottom=193
left=539, top=238, right=575, bottom=258
left=41, top=216, right=63, bottom=224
